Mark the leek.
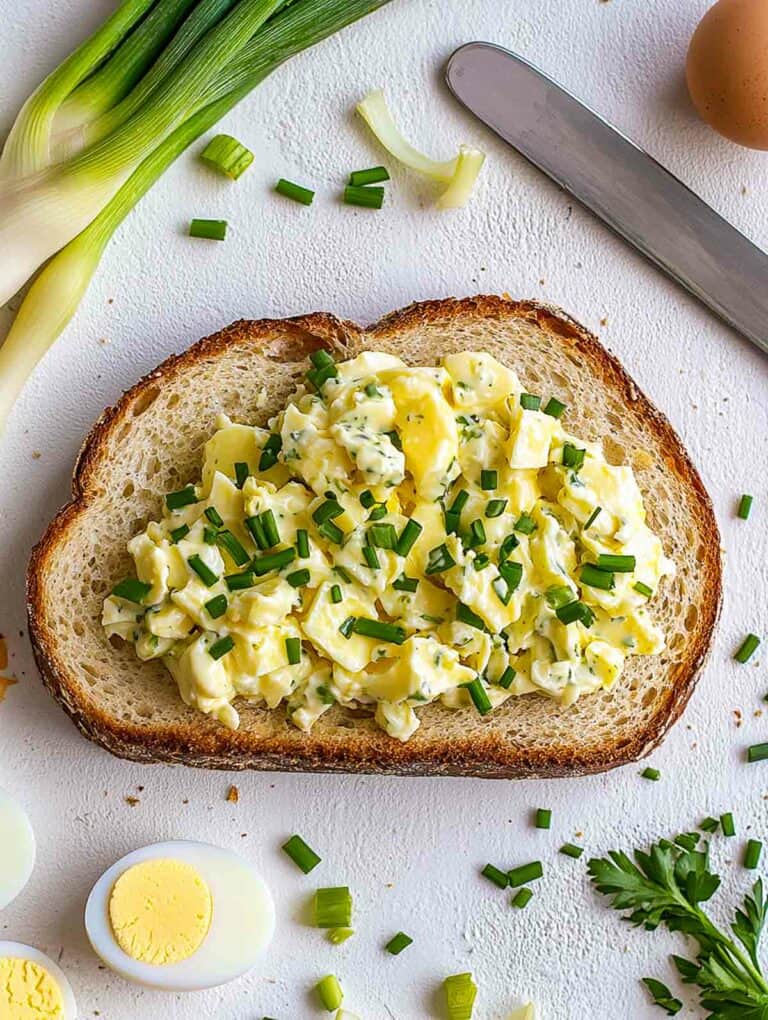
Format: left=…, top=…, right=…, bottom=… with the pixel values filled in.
left=436, top=145, right=486, bottom=209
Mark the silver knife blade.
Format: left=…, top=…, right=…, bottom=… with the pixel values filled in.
left=445, top=41, right=768, bottom=355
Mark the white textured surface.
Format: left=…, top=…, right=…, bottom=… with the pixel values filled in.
left=1, top=1, right=768, bottom=1017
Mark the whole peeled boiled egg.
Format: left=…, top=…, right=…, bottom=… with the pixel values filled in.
left=0, top=942, right=77, bottom=1018
left=0, top=788, right=36, bottom=910
left=687, top=0, right=768, bottom=148
left=85, top=841, right=275, bottom=991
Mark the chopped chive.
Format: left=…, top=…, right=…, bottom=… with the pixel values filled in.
left=562, top=443, right=586, bottom=470
left=296, top=529, right=310, bottom=558
left=349, top=165, right=390, bottom=187
left=334, top=566, right=352, bottom=583
left=252, top=548, right=296, bottom=576
left=386, top=429, right=402, bottom=450
left=584, top=506, right=602, bottom=530
left=555, top=600, right=594, bottom=627
left=735, top=633, right=760, bottom=663
left=364, top=381, right=380, bottom=397
left=258, top=433, right=282, bottom=471
left=513, top=513, right=536, bottom=535
left=203, top=524, right=219, bottom=545
left=275, top=178, right=314, bottom=205
left=492, top=576, right=512, bottom=606
left=559, top=843, right=584, bottom=859
left=633, top=581, right=653, bottom=597
left=363, top=545, right=381, bottom=570
left=330, top=583, right=343, bottom=604
left=480, top=469, right=498, bottom=490
left=700, top=817, right=719, bottom=833
left=339, top=616, right=355, bottom=639
left=287, top=568, right=311, bottom=588
left=286, top=636, right=302, bottom=665
left=318, top=519, right=344, bottom=544
left=747, top=742, right=768, bottom=763
left=327, top=927, right=354, bottom=945
left=315, top=975, right=344, bottom=1012
left=457, top=603, right=486, bottom=631
left=545, top=585, right=574, bottom=609
left=170, top=524, right=190, bottom=544
left=641, top=767, right=660, bottom=781
left=368, top=504, right=387, bottom=521
left=674, top=832, right=699, bottom=852
left=463, top=677, right=492, bottom=715
left=580, top=563, right=615, bottom=590
left=208, top=635, right=234, bottom=660
left=225, top=570, right=257, bottom=591
left=204, top=594, right=228, bottom=619
left=166, top=485, right=197, bottom=510
left=499, top=533, right=519, bottom=561
left=738, top=494, right=754, bottom=520
left=200, top=133, right=253, bottom=179
left=444, top=973, right=477, bottom=1019
left=481, top=863, right=509, bottom=889
left=310, top=350, right=336, bottom=370
left=720, top=812, right=736, bottom=837
left=535, top=809, right=551, bottom=830
left=512, top=887, right=533, bottom=909
left=312, top=500, right=344, bottom=525
left=314, top=887, right=352, bottom=929
left=543, top=397, right=566, bottom=419
left=307, top=363, right=338, bottom=391
left=499, top=561, right=523, bottom=595
left=205, top=506, right=224, bottom=527
left=352, top=618, right=406, bottom=644
left=188, top=555, right=219, bottom=586
left=234, top=461, right=249, bottom=489
left=469, top=518, right=486, bottom=546
left=520, top=393, right=541, bottom=411
left=395, top=518, right=423, bottom=557
left=449, top=489, right=470, bottom=514
left=359, top=489, right=376, bottom=509
left=216, top=530, right=250, bottom=566
left=508, top=861, right=543, bottom=887
left=344, top=184, right=384, bottom=209
left=393, top=574, right=419, bottom=593
left=255, top=509, right=279, bottom=548
left=385, top=931, right=413, bottom=955
left=473, top=552, right=490, bottom=570
left=245, top=515, right=269, bottom=550
left=112, top=578, right=152, bottom=604
left=281, top=834, right=321, bottom=873
left=189, top=218, right=227, bottom=241
left=596, top=553, right=636, bottom=573
left=425, top=543, right=456, bottom=575
left=485, top=498, right=507, bottom=518
left=369, top=522, right=397, bottom=549
left=497, top=666, right=516, bottom=690
left=745, top=839, right=763, bottom=870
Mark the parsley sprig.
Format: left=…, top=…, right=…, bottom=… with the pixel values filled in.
left=588, top=833, right=768, bottom=1018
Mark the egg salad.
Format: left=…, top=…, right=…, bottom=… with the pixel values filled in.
left=103, top=349, right=674, bottom=742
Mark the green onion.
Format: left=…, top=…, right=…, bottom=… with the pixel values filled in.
left=166, top=485, right=197, bottom=510
left=700, top=817, right=719, bottom=833
left=481, top=863, right=509, bottom=889
left=744, top=839, right=763, bottom=870
left=344, top=184, right=384, bottom=208
left=520, top=393, right=541, bottom=411
left=315, top=975, right=344, bottom=1011
left=216, top=529, right=250, bottom=566
left=562, top=443, right=585, bottom=470
left=234, top=461, right=249, bottom=489
left=296, top=529, right=310, bottom=558
left=203, top=524, right=219, bottom=545
left=492, top=576, right=512, bottom=606
left=363, top=381, right=379, bottom=397
left=456, top=603, right=486, bottom=631
left=258, top=509, right=281, bottom=548
left=188, top=554, right=218, bottom=586
left=463, top=677, right=492, bottom=715
left=747, top=742, right=768, bottom=763
left=349, top=165, right=390, bottom=186
left=339, top=616, right=355, bottom=639
left=469, top=518, right=486, bottom=546
left=555, top=600, right=594, bottom=627
left=633, top=581, right=653, bottom=597
left=189, top=217, right=227, bottom=240
left=485, top=498, right=507, bottom=518
left=368, top=504, right=387, bottom=521
left=369, top=522, right=397, bottom=549
left=545, top=585, right=573, bottom=609
left=535, top=809, right=551, bottom=830
left=169, top=523, right=190, bottom=544
left=583, top=506, right=602, bottom=530
left=362, top=545, right=380, bottom=570
left=674, top=833, right=699, bottom=852
left=499, top=561, right=523, bottom=593
left=499, top=534, right=519, bottom=561
left=580, top=563, right=615, bottom=590
left=259, top=434, right=282, bottom=472
left=225, top=570, right=257, bottom=591
left=511, top=887, right=533, bottom=909
left=384, top=932, right=413, bottom=955
left=386, top=429, right=402, bottom=450
left=352, top=618, right=406, bottom=644
left=112, top=578, right=152, bottom=604
left=281, top=834, right=321, bottom=874
left=449, top=489, right=470, bottom=514
left=307, top=359, right=339, bottom=391
left=313, top=499, right=344, bottom=525
left=330, top=583, right=343, bottom=603
left=393, top=574, right=419, bottom=593
left=208, top=635, right=234, bottom=660
left=497, top=666, right=516, bottom=689
left=327, top=927, right=354, bottom=945
left=319, top=519, right=344, bottom=545
left=205, top=506, right=224, bottom=527
left=641, top=767, right=660, bottom=781
left=543, top=397, right=566, bottom=419
left=359, top=489, right=376, bottom=509
left=508, top=861, right=543, bottom=887
left=314, top=887, right=352, bottom=928
left=204, top=594, right=228, bottom=619
left=721, top=812, right=736, bottom=837
left=596, top=553, right=636, bottom=573
left=287, top=568, right=310, bottom=588
left=513, top=514, right=536, bottom=535
left=395, top=518, right=422, bottom=556
left=286, top=636, right=302, bottom=665
left=443, top=973, right=477, bottom=1020
left=311, top=349, right=336, bottom=370
left=473, top=552, right=490, bottom=570
left=735, top=634, right=760, bottom=663
left=480, top=468, right=497, bottom=490
left=245, top=515, right=268, bottom=550
left=200, top=132, right=253, bottom=179
left=253, top=548, right=296, bottom=576
left=425, top=543, right=456, bottom=575
left=275, top=178, right=314, bottom=204
left=738, top=494, right=754, bottom=520
left=559, top=843, right=584, bottom=859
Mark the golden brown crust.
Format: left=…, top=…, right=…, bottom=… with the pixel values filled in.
left=26, top=296, right=722, bottom=778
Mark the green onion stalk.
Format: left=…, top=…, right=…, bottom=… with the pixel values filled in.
left=0, top=0, right=393, bottom=432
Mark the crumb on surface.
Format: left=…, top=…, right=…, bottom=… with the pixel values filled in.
left=226, top=784, right=239, bottom=803
left=0, top=676, right=17, bottom=702
left=125, top=796, right=140, bottom=807
left=599, top=316, right=608, bottom=327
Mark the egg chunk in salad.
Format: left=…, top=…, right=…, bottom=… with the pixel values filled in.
left=104, top=349, right=674, bottom=742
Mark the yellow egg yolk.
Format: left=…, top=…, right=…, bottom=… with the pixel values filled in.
left=108, top=858, right=213, bottom=965
left=0, top=958, right=64, bottom=1019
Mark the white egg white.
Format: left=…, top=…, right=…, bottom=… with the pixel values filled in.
left=0, top=942, right=77, bottom=1018
left=84, top=840, right=275, bottom=991
left=0, top=789, right=36, bottom=909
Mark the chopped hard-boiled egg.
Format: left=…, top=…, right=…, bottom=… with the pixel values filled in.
left=107, top=350, right=674, bottom=741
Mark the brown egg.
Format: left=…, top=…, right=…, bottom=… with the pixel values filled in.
left=686, top=0, right=768, bottom=149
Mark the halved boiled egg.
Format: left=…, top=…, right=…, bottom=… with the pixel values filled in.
left=84, top=840, right=274, bottom=991
left=0, top=789, right=36, bottom=909
left=0, top=942, right=77, bottom=1018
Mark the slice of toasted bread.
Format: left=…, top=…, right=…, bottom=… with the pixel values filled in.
left=26, top=296, right=721, bottom=778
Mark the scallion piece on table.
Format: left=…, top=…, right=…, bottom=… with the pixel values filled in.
left=170, top=523, right=190, bottom=544
left=352, top=618, right=406, bottom=644
left=204, top=594, right=227, bottom=619
left=580, top=563, right=615, bottom=590
left=296, top=528, right=310, bottom=559
left=385, top=931, right=413, bottom=955
left=735, top=634, right=760, bottom=663
left=480, top=468, right=497, bottom=490
left=700, top=817, right=719, bottom=833
left=584, top=506, right=602, bottom=530
left=189, top=217, right=227, bottom=240
left=596, top=553, right=636, bottom=573
left=747, top=742, right=768, bottom=763
left=327, top=927, right=354, bottom=945
left=535, top=809, right=551, bottom=830
left=543, top=397, right=566, bottom=418
left=252, top=548, right=296, bottom=576
left=511, top=887, right=533, bottom=909
left=315, top=974, right=344, bottom=1011
left=188, top=554, right=218, bottom=586
left=519, top=393, right=541, bottom=411
left=343, top=184, right=384, bottom=209
left=200, top=133, right=253, bottom=179
left=166, top=485, right=197, bottom=510
left=443, top=973, right=477, bottom=1020
left=560, top=843, right=584, bottom=859
left=208, top=635, right=234, bottom=660
left=225, top=570, right=256, bottom=591
left=641, top=767, right=660, bottom=781
left=508, top=861, right=543, bottom=887
left=112, top=578, right=152, bottom=604
left=275, top=178, right=314, bottom=205
left=720, top=812, right=736, bottom=837
left=562, top=443, right=586, bottom=470
left=281, top=834, right=321, bottom=874
left=349, top=165, right=390, bottom=186
left=481, top=863, right=509, bottom=889
left=744, top=839, right=763, bottom=870
left=285, top=636, right=302, bottom=665
left=395, top=518, right=422, bottom=556
left=738, top=494, right=754, bottom=520
left=314, top=887, right=353, bottom=929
